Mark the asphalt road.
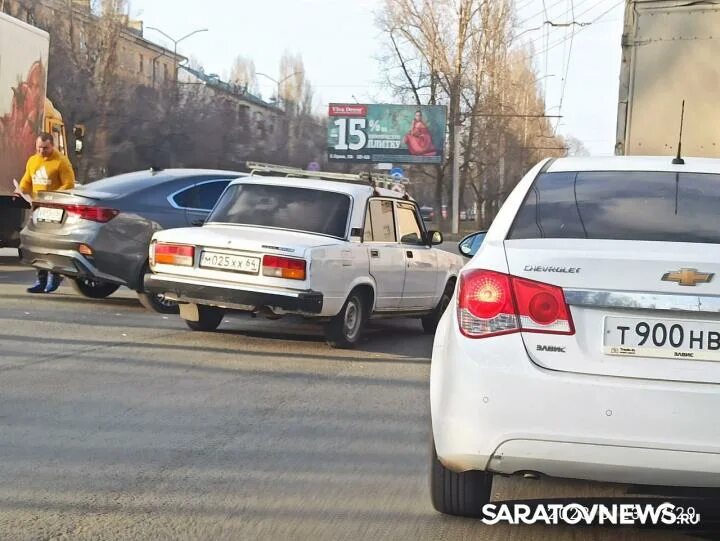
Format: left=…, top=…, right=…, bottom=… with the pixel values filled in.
left=0, top=249, right=693, bottom=540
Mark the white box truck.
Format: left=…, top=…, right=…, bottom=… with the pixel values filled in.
left=616, top=0, right=720, bottom=157
left=0, top=11, right=68, bottom=247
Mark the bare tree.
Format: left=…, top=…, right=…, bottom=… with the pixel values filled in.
left=276, top=51, right=325, bottom=168
left=378, top=0, right=512, bottom=227
left=565, top=135, right=590, bottom=156
left=378, top=0, right=568, bottom=229
left=229, top=54, right=258, bottom=94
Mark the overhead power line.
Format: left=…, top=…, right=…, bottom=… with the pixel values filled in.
left=531, top=0, right=624, bottom=58
left=516, top=0, right=567, bottom=26
left=554, top=0, right=576, bottom=135
left=523, top=0, right=618, bottom=50
left=514, top=0, right=597, bottom=40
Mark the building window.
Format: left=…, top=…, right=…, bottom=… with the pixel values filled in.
left=163, top=64, right=168, bottom=81
left=139, top=54, right=144, bottom=74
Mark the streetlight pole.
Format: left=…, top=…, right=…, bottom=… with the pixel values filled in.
left=256, top=71, right=303, bottom=109
left=145, top=26, right=208, bottom=85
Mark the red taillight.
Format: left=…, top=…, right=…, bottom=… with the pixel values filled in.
left=33, top=203, right=119, bottom=223
left=512, top=276, right=573, bottom=333
left=153, top=243, right=195, bottom=266
left=457, top=269, right=574, bottom=338
left=458, top=270, right=519, bottom=338
left=262, top=255, right=306, bottom=280
left=63, top=204, right=119, bottom=222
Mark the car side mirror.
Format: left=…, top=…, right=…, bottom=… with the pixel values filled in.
left=427, top=230, right=443, bottom=246
left=459, top=231, right=486, bottom=258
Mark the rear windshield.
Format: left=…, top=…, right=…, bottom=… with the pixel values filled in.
left=207, top=183, right=351, bottom=238
left=509, top=171, right=720, bottom=244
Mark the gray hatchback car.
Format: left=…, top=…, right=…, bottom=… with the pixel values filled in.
left=20, top=168, right=243, bottom=312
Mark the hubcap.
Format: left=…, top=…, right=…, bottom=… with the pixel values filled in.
left=344, top=298, right=361, bottom=340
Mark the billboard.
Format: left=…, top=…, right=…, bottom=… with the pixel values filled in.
left=327, top=103, right=447, bottom=164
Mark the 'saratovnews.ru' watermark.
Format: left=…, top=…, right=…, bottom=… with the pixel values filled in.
left=481, top=502, right=700, bottom=526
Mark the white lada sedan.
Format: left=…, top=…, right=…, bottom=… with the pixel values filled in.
left=431, top=156, right=720, bottom=516
left=144, top=165, right=464, bottom=348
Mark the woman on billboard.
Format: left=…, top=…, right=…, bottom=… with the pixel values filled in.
left=403, top=109, right=437, bottom=156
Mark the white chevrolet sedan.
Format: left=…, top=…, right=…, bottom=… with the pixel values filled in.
left=431, top=156, right=720, bottom=516
left=145, top=164, right=464, bottom=348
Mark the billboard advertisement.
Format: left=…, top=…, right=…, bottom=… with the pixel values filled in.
left=327, top=103, right=447, bottom=164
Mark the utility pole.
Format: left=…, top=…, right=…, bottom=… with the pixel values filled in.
left=498, top=133, right=506, bottom=218
left=451, top=123, right=461, bottom=235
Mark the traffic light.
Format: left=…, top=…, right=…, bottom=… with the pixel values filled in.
left=73, top=124, right=85, bottom=155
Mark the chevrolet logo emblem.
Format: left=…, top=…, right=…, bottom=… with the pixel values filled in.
left=662, top=268, right=714, bottom=286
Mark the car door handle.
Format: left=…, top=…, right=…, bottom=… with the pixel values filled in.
left=370, top=249, right=380, bottom=258
left=406, top=251, right=414, bottom=258
left=191, top=218, right=205, bottom=226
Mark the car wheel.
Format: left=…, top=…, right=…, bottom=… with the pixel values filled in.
left=422, top=281, right=454, bottom=335
left=70, top=277, right=120, bottom=299
left=325, top=290, right=366, bottom=349
left=183, top=305, right=225, bottom=332
left=430, top=437, right=492, bottom=517
left=136, top=291, right=179, bottom=314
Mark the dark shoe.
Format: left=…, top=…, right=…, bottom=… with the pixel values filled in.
left=44, top=273, right=63, bottom=293
left=27, top=279, right=47, bottom=294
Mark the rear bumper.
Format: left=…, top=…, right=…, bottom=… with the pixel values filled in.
left=19, top=226, right=147, bottom=288
left=430, top=310, right=720, bottom=486
left=20, top=244, right=124, bottom=285
left=144, top=273, right=324, bottom=315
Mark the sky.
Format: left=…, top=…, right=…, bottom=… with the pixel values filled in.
left=130, top=0, right=625, bottom=156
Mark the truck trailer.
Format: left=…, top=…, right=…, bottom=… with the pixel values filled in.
left=616, top=0, right=720, bottom=157
left=0, top=11, right=68, bottom=247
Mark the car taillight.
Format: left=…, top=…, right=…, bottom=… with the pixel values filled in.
left=513, top=276, right=573, bottom=333
left=458, top=270, right=519, bottom=338
left=64, top=204, right=119, bottom=223
left=262, top=255, right=306, bottom=280
left=457, top=269, right=574, bottom=338
left=153, top=243, right=195, bottom=266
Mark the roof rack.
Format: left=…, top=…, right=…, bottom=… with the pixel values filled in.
left=246, top=161, right=410, bottom=196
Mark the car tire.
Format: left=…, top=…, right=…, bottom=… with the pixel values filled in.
left=136, top=291, right=180, bottom=314
left=70, top=277, right=120, bottom=299
left=430, top=437, right=493, bottom=517
left=183, top=305, right=225, bottom=332
left=422, top=281, right=454, bottom=335
left=325, top=290, right=366, bottom=349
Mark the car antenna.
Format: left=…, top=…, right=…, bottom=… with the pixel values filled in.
left=672, top=100, right=685, bottom=165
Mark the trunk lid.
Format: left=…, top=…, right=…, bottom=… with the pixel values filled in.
left=154, top=225, right=342, bottom=288
left=505, top=238, right=720, bottom=384
left=29, top=190, right=118, bottom=233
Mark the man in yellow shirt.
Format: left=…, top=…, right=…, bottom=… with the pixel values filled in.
left=17, top=132, right=76, bottom=293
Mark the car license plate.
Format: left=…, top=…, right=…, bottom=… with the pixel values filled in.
left=604, top=316, right=720, bottom=361
left=199, top=251, right=260, bottom=274
left=35, top=206, right=64, bottom=223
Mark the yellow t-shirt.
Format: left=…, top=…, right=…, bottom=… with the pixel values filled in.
left=19, top=150, right=76, bottom=197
